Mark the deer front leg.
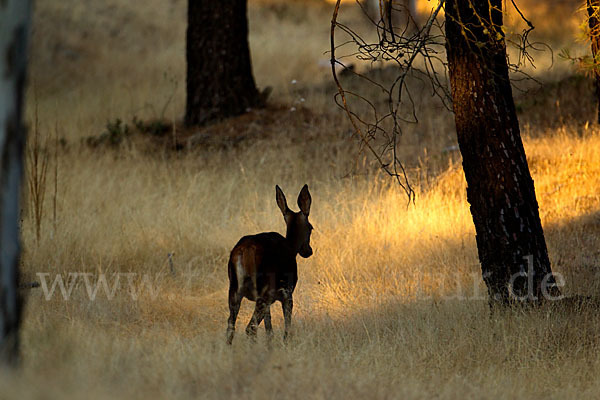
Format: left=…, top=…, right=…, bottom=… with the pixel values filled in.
left=246, top=298, right=267, bottom=339
left=281, top=292, right=293, bottom=342
left=264, top=306, right=273, bottom=337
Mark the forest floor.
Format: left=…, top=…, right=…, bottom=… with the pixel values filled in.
left=5, top=0, right=600, bottom=398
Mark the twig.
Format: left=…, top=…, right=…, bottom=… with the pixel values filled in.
left=168, top=252, right=176, bottom=276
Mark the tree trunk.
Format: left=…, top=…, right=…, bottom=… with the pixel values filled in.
left=588, top=0, right=600, bottom=124
left=185, top=0, right=262, bottom=127
left=364, top=0, right=419, bottom=39
left=445, top=0, right=559, bottom=305
left=0, top=0, right=30, bottom=365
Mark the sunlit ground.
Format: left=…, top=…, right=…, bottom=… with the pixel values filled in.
left=5, top=0, right=600, bottom=398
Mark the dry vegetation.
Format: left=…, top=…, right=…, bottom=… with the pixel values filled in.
left=3, top=0, right=600, bottom=398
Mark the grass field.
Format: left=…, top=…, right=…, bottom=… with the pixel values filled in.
left=4, top=0, right=600, bottom=398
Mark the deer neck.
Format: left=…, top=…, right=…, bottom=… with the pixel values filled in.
left=285, top=229, right=302, bottom=255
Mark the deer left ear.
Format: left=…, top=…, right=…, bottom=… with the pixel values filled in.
left=297, top=184, right=311, bottom=216
left=276, top=185, right=289, bottom=216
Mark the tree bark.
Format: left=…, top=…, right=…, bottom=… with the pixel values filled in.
left=185, top=0, right=262, bottom=127
left=445, top=0, right=559, bottom=305
left=0, top=0, right=30, bottom=365
left=588, top=0, right=600, bottom=124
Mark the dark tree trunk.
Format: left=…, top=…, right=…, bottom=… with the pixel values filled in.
left=0, top=0, right=30, bottom=365
left=588, top=0, right=600, bottom=124
left=185, top=0, right=262, bottom=127
left=445, top=0, right=559, bottom=305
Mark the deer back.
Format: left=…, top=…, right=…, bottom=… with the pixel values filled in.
left=228, top=232, right=298, bottom=301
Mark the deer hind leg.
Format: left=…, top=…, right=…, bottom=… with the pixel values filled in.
left=226, top=289, right=242, bottom=345
left=246, top=298, right=268, bottom=339
left=264, top=275, right=275, bottom=337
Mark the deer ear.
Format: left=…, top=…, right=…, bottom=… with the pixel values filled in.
left=297, top=184, right=311, bottom=216
left=275, top=185, right=289, bottom=216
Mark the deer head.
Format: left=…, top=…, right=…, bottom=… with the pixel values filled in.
left=276, top=184, right=313, bottom=258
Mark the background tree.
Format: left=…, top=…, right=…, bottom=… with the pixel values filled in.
left=363, top=0, right=420, bottom=37
left=331, top=0, right=559, bottom=304
left=0, top=0, right=31, bottom=365
left=588, top=0, right=600, bottom=123
left=185, top=0, right=262, bottom=127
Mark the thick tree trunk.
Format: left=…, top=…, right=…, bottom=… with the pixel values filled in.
left=185, top=0, right=261, bottom=127
left=0, top=0, right=30, bottom=365
left=588, top=0, right=600, bottom=124
left=445, top=0, right=558, bottom=305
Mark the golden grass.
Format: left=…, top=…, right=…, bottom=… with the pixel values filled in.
left=5, top=0, right=600, bottom=398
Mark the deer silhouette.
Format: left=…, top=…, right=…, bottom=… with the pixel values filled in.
left=226, top=185, right=313, bottom=344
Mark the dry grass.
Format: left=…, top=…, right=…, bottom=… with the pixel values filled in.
left=5, top=0, right=600, bottom=398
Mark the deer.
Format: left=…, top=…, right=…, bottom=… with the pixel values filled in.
left=226, top=184, right=313, bottom=344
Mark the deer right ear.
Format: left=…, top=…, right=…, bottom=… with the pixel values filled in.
left=297, top=184, right=311, bottom=216
left=275, top=185, right=289, bottom=216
